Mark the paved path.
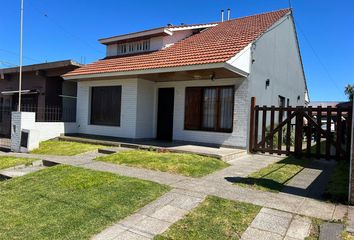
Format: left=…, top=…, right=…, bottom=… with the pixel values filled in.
left=241, top=208, right=312, bottom=240
left=0, top=151, right=348, bottom=239
left=93, top=189, right=206, bottom=240
left=202, top=154, right=281, bottom=182
left=0, top=160, right=46, bottom=179
left=281, top=159, right=337, bottom=199
left=0, top=151, right=346, bottom=221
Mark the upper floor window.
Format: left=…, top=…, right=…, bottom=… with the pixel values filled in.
left=116, top=39, right=150, bottom=56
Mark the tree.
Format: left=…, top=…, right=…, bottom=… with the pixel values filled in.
left=344, top=84, right=354, bottom=101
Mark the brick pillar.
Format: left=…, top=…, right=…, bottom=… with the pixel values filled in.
left=10, top=112, right=36, bottom=152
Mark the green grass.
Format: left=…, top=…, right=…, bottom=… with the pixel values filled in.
left=323, top=160, right=349, bottom=203
left=95, top=150, right=229, bottom=177
left=234, top=156, right=312, bottom=192
left=305, top=218, right=323, bottom=240
left=155, top=196, right=260, bottom=240
left=31, top=140, right=104, bottom=156
left=0, top=156, right=37, bottom=170
left=0, top=165, right=169, bottom=240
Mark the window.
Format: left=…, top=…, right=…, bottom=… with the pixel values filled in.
left=0, top=98, right=3, bottom=123
left=115, top=40, right=150, bottom=55
left=184, top=86, right=234, bottom=132
left=90, top=86, right=122, bottom=126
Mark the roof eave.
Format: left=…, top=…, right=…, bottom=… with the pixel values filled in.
left=63, top=62, right=248, bottom=80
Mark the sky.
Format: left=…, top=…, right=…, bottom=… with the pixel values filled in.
left=0, top=0, right=353, bottom=102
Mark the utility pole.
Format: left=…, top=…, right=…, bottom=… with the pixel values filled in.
left=18, top=0, right=24, bottom=112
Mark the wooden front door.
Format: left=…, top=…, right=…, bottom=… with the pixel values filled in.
left=156, top=88, right=174, bottom=141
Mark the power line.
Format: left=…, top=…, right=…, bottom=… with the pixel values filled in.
left=296, top=23, right=342, bottom=92
left=28, top=1, right=104, bottom=55
left=0, top=48, right=42, bottom=63
left=0, top=60, right=18, bottom=67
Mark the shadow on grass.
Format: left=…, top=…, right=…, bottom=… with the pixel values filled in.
left=225, top=176, right=285, bottom=192
left=225, top=155, right=312, bottom=192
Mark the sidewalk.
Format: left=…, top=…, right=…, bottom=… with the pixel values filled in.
left=1, top=151, right=347, bottom=222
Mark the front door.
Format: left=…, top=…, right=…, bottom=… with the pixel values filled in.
left=156, top=88, right=174, bottom=141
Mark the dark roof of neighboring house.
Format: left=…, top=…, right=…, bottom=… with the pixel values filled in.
left=0, top=60, right=82, bottom=74
left=64, top=9, right=291, bottom=78
left=309, top=101, right=353, bottom=108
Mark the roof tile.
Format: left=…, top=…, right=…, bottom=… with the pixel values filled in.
left=64, top=9, right=290, bottom=77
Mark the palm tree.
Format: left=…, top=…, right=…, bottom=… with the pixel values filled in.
left=344, top=84, right=353, bottom=101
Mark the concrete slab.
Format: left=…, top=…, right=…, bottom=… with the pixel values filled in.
left=250, top=211, right=292, bottom=236
left=296, top=199, right=335, bottom=220
left=285, top=215, right=311, bottom=239
left=150, top=205, right=188, bottom=223
left=347, top=206, right=354, bottom=233
left=241, top=227, right=283, bottom=240
left=319, top=222, right=344, bottom=240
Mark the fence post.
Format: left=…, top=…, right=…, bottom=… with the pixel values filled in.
left=249, top=97, right=256, bottom=153
left=294, top=106, right=304, bottom=158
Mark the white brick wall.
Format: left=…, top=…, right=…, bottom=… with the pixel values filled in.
left=76, top=78, right=138, bottom=138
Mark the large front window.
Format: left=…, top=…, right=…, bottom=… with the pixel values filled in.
left=184, top=86, right=234, bottom=132
left=90, top=86, right=122, bottom=126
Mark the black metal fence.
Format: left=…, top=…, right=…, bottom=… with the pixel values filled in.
left=0, top=104, right=76, bottom=123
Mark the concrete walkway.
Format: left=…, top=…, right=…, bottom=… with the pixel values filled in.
left=241, top=208, right=312, bottom=240
left=281, top=159, right=337, bottom=199
left=1, top=151, right=346, bottom=221
left=0, top=151, right=348, bottom=239
left=0, top=160, right=47, bottom=179
left=93, top=189, right=206, bottom=240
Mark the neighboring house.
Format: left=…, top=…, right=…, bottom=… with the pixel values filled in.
left=0, top=60, right=81, bottom=137
left=63, top=9, right=307, bottom=149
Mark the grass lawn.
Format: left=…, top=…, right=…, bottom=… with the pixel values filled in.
left=95, top=150, right=229, bottom=177
left=323, top=160, right=349, bottom=203
left=0, top=156, right=37, bottom=170
left=0, top=165, right=169, bottom=240
left=235, top=156, right=312, bottom=192
left=155, top=196, right=260, bottom=240
left=31, top=140, right=104, bottom=156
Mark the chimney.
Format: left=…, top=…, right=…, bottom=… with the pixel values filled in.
left=227, top=8, right=231, bottom=20
left=221, top=10, right=224, bottom=22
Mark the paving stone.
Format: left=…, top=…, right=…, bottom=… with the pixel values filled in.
left=285, top=215, right=311, bottom=239
left=296, top=199, right=335, bottom=220
left=133, top=216, right=171, bottom=235
left=169, top=194, right=204, bottom=210
left=250, top=211, right=292, bottom=236
left=93, top=224, right=127, bottom=240
left=114, top=230, right=152, bottom=240
left=332, top=204, right=348, bottom=221
left=346, top=206, right=354, bottom=233
left=260, top=208, right=293, bottom=219
left=150, top=205, right=187, bottom=223
left=119, top=214, right=147, bottom=228
left=319, top=222, right=344, bottom=240
left=241, top=227, right=283, bottom=240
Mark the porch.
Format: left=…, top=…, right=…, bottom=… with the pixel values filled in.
left=58, top=133, right=246, bottom=161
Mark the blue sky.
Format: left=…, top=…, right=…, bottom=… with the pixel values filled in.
left=0, top=0, right=353, bottom=101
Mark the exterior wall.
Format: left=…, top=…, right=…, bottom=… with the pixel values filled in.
left=76, top=78, right=138, bottom=138
left=152, top=78, right=249, bottom=148
left=136, top=79, right=155, bottom=138
left=11, top=111, right=78, bottom=152
left=248, top=15, right=306, bottom=107
left=106, top=30, right=193, bottom=57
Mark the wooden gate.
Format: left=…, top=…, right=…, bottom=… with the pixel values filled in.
left=249, top=97, right=353, bottom=160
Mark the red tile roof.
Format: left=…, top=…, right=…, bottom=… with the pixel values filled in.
left=64, top=9, right=290, bottom=78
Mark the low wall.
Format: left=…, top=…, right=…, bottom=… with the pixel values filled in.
left=11, top=112, right=78, bottom=152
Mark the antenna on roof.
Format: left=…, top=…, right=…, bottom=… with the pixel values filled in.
left=227, top=8, right=231, bottom=20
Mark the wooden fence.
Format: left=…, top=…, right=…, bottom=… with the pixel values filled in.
left=249, top=97, right=353, bottom=160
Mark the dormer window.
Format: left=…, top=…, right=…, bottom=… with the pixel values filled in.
left=116, top=39, right=150, bottom=55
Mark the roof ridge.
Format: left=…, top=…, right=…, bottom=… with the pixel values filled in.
left=226, top=8, right=291, bottom=23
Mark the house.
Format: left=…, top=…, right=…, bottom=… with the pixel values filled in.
left=63, top=9, right=307, bottom=149
left=0, top=60, right=81, bottom=137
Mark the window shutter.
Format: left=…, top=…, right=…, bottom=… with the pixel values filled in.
left=184, top=87, right=202, bottom=130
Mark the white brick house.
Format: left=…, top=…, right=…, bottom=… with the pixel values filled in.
left=63, top=9, right=308, bottom=149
